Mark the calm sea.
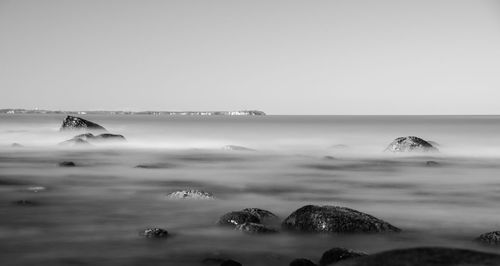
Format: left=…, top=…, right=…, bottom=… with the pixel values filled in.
left=1, top=114, right=500, bottom=265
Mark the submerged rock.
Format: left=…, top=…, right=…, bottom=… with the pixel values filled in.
left=425, top=161, right=439, bottom=166
left=222, top=145, right=255, bottom=151
left=334, top=247, right=500, bottom=266
left=60, top=133, right=125, bottom=146
left=167, top=189, right=214, bottom=200
left=234, top=222, right=278, bottom=234
left=241, top=208, right=279, bottom=223
left=135, top=163, right=175, bottom=169
left=13, top=200, right=39, bottom=206
left=60, top=116, right=106, bottom=131
left=319, top=248, right=367, bottom=265
left=290, top=258, right=317, bottom=266
left=140, top=228, right=169, bottom=238
left=477, top=231, right=500, bottom=245
left=220, top=260, right=242, bottom=266
left=385, top=136, right=438, bottom=153
left=11, top=143, right=23, bottom=147
left=217, top=211, right=260, bottom=227
left=281, top=205, right=400, bottom=233
left=58, top=161, right=76, bottom=167
left=59, top=138, right=92, bottom=146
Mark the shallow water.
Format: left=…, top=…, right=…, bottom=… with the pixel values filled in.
left=1, top=114, right=500, bottom=265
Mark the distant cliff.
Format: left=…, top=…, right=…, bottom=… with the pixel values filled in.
left=0, top=109, right=266, bottom=116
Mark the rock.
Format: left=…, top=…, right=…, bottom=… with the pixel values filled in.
left=217, top=211, right=260, bottom=226
left=241, top=208, right=279, bottom=223
left=477, top=231, right=500, bottom=245
left=385, top=136, right=438, bottom=153
left=319, top=248, right=367, bottom=265
left=167, top=189, right=214, bottom=200
left=135, top=163, right=175, bottom=169
left=92, top=133, right=126, bottom=141
left=334, top=247, right=500, bottom=266
left=425, top=161, right=439, bottom=166
left=281, top=205, right=400, bottom=233
left=323, top=156, right=335, bottom=160
left=220, top=260, right=242, bottom=266
left=13, top=200, right=39, bottom=206
left=222, top=145, right=255, bottom=151
left=59, top=138, right=92, bottom=146
left=290, top=258, right=317, bottom=266
left=234, top=222, right=278, bottom=234
left=60, top=133, right=125, bottom=146
left=202, top=258, right=227, bottom=265
left=11, top=143, right=23, bottom=147
left=60, top=116, right=106, bottom=131
left=330, top=144, right=349, bottom=149
left=58, top=161, right=76, bottom=167
left=140, top=228, right=169, bottom=238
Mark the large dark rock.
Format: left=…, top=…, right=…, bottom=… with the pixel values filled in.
left=60, top=116, right=106, bottom=131
left=334, top=247, right=500, bottom=266
left=281, top=205, right=400, bottom=233
left=140, top=228, right=169, bottom=238
left=167, top=189, right=214, bottom=200
left=477, top=231, right=500, bottom=245
left=217, top=211, right=260, bottom=227
left=290, top=258, right=317, bottom=266
left=220, top=260, right=242, bottom=266
left=234, top=222, right=278, bottom=234
left=241, top=208, right=279, bottom=223
left=319, top=248, right=367, bottom=265
left=58, top=161, right=76, bottom=167
left=385, top=136, right=438, bottom=153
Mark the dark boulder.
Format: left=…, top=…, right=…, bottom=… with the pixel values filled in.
left=385, top=136, right=438, bottom=153
left=477, top=231, right=500, bottom=245
left=93, top=133, right=126, bottom=141
left=290, top=258, right=317, bottom=266
left=58, top=161, right=76, bottom=167
left=234, top=222, right=278, bottom=234
left=241, top=208, right=279, bottom=223
left=334, top=247, right=500, bottom=266
left=217, top=211, right=260, bottom=227
left=319, top=248, right=367, bottom=265
left=220, top=260, right=242, bottom=266
left=425, top=161, right=439, bottom=166
left=281, top=205, right=400, bottom=233
left=59, top=138, right=91, bottom=146
left=60, top=116, right=106, bottom=131
left=167, top=189, right=214, bottom=200
left=140, top=228, right=169, bottom=238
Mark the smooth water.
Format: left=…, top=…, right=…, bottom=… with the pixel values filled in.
left=1, top=114, right=500, bottom=266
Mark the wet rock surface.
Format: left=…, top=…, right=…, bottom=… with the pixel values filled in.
left=60, top=116, right=106, bottom=131
left=140, top=228, right=169, bottom=238
left=58, top=161, right=76, bottom=167
left=217, top=211, right=260, bottom=226
left=220, top=259, right=242, bottom=266
left=334, top=247, right=500, bottom=266
left=241, top=208, right=279, bottom=223
left=282, top=205, right=401, bottom=233
left=385, top=136, right=438, bottom=153
left=290, top=258, right=317, bottom=266
left=234, top=222, right=278, bottom=234
left=319, top=248, right=367, bottom=265
left=477, top=231, right=500, bottom=245
left=167, top=189, right=214, bottom=200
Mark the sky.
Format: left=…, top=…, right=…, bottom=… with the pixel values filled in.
left=1, top=0, right=500, bottom=115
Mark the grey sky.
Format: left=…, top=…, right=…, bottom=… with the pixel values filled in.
left=1, top=0, right=500, bottom=114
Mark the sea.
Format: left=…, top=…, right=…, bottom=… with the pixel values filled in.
left=1, top=114, right=500, bottom=265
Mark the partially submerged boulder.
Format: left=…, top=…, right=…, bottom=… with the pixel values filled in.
left=281, top=205, right=400, bottom=233
left=334, top=247, right=500, bottom=266
left=58, top=161, right=76, bottom=167
left=234, top=222, right=278, bottom=234
left=167, top=189, right=214, bottom=200
left=385, top=136, right=438, bottom=153
left=477, top=231, right=500, bottom=245
left=59, top=138, right=91, bottom=146
left=59, top=133, right=125, bottom=146
left=319, top=248, right=367, bottom=265
left=290, top=258, right=317, bottom=266
left=60, top=116, right=106, bottom=131
left=241, top=208, right=279, bottom=223
left=220, top=260, right=242, bottom=266
left=217, top=211, right=260, bottom=227
left=140, top=228, right=169, bottom=238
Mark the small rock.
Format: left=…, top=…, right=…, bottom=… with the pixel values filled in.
left=135, top=163, right=175, bottom=169
left=167, top=189, right=214, bottom=200
left=477, top=231, right=500, bottom=245
left=220, top=260, right=242, bottom=266
left=385, top=136, right=438, bottom=153
left=140, top=228, right=169, bottom=238
left=60, top=116, right=107, bottom=131
left=319, top=248, right=367, bottom=265
left=282, top=205, right=400, bottom=233
left=58, top=161, right=76, bottom=167
left=241, top=208, right=279, bottom=223
left=290, top=258, right=317, bottom=266
left=425, top=161, right=439, bottom=166
left=234, top=222, right=278, bottom=234
left=323, top=156, right=335, bottom=160
left=11, top=143, right=23, bottom=147
left=217, top=211, right=260, bottom=226
left=13, top=200, right=39, bottom=206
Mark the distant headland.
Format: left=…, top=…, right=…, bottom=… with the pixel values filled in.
left=0, top=109, right=266, bottom=116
